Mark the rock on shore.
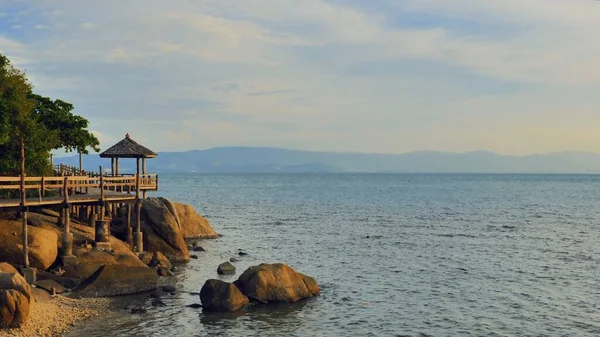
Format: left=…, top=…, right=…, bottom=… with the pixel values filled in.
left=74, top=264, right=158, bottom=298
left=0, top=220, right=58, bottom=270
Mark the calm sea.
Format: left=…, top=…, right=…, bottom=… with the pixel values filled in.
left=69, top=174, right=600, bottom=337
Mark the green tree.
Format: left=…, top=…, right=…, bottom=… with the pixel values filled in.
left=0, top=54, right=100, bottom=177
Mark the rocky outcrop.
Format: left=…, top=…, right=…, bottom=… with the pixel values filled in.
left=0, top=271, right=34, bottom=304
left=172, top=203, right=218, bottom=239
left=111, top=198, right=218, bottom=263
left=74, top=264, right=158, bottom=297
left=65, top=236, right=148, bottom=280
left=0, top=220, right=58, bottom=270
left=0, top=289, right=30, bottom=328
left=235, top=264, right=319, bottom=303
left=111, top=198, right=190, bottom=263
left=200, top=279, right=249, bottom=312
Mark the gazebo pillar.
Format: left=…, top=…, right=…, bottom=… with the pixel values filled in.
left=142, top=157, right=147, bottom=199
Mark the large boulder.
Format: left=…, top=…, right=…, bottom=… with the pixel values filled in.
left=112, top=198, right=189, bottom=263
left=0, top=272, right=34, bottom=304
left=74, top=264, right=158, bottom=297
left=235, top=264, right=320, bottom=303
left=0, top=220, right=58, bottom=270
left=200, top=279, right=249, bottom=312
left=0, top=289, right=30, bottom=328
left=172, top=203, right=218, bottom=239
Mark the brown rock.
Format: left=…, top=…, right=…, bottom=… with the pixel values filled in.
left=0, top=220, right=59, bottom=270
left=172, top=203, right=218, bottom=239
left=32, top=287, right=52, bottom=303
left=36, top=270, right=79, bottom=289
left=65, top=236, right=147, bottom=280
left=200, top=279, right=248, bottom=312
left=299, top=273, right=320, bottom=296
left=34, top=279, right=66, bottom=294
left=0, top=289, right=30, bottom=328
left=235, top=263, right=319, bottom=303
left=74, top=264, right=158, bottom=297
left=150, top=252, right=172, bottom=270
left=138, top=198, right=189, bottom=263
left=0, top=263, right=18, bottom=274
left=0, top=272, right=34, bottom=304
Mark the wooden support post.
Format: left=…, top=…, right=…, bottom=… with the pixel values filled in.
left=99, top=166, right=105, bottom=221
left=126, top=204, right=133, bottom=250
left=134, top=199, right=143, bottom=253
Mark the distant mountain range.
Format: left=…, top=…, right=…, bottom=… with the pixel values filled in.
left=54, top=147, right=600, bottom=174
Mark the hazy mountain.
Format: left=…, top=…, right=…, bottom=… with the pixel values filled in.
left=54, top=147, right=600, bottom=174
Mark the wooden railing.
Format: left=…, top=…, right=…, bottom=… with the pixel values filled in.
left=0, top=174, right=158, bottom=197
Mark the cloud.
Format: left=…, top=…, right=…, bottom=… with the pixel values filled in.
left=1, top=0, right=600, bottom=155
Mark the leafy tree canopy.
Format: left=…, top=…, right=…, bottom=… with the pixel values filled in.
left=0, top=53, right=100, bottom=176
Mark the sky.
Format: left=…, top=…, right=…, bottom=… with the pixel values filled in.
left=1, top=0, right=600, bottom=155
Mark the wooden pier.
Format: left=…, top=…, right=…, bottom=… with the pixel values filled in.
left=0, top=133, right=159, bottom=281
left=0, top=168, right=158, bottom=211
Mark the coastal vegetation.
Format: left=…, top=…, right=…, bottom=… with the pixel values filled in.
left=0, top=53, right=99, bottom=177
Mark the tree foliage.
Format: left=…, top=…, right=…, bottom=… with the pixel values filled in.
left=0, top=54, right=100, bottom=176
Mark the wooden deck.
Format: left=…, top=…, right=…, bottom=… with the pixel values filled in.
left=0, top=171, right=158, bottom=210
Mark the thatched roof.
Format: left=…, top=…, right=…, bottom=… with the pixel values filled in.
left=99, top=133, right=157, bottom=158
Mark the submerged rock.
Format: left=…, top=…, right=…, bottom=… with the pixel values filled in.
left=131, top=307, right=147, bottom=314
left=217, top=262, right=236, bottom=275
left=151, top=298, right=166, bottom=307
left=0, top=289, right=30, bottom=328
left=235, top=263, right=320, bottom=303
left=186, top=303, right=202, bottom=309
left=200, top=279, right=248, bottom=312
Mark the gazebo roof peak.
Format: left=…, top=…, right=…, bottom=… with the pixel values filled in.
left=99, top=133, right=157, bottom=159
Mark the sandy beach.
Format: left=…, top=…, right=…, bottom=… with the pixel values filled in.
left=0, top=295, right=113, bottom=337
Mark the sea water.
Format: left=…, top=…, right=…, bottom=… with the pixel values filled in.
left=68, top=174, right=600, bottom=336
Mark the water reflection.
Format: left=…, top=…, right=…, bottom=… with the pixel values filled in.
left=199, top=299, right=314, bottom=335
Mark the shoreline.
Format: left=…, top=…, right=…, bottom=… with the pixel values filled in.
left=0, top=295, right=115, bottom=337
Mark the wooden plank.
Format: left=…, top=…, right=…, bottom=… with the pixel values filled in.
left=0, top=177, right=21, bottom=182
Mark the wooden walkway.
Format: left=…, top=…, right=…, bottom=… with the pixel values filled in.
left=0, top=168, right=158, bottom=211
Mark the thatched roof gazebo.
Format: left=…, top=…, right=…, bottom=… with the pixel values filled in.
left=100, top=133, right=157, bottom=177
left=99, top=133, right=157, bottom=252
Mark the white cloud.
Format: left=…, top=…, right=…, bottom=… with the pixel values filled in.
left=1, top=0, right=600, bottom=154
